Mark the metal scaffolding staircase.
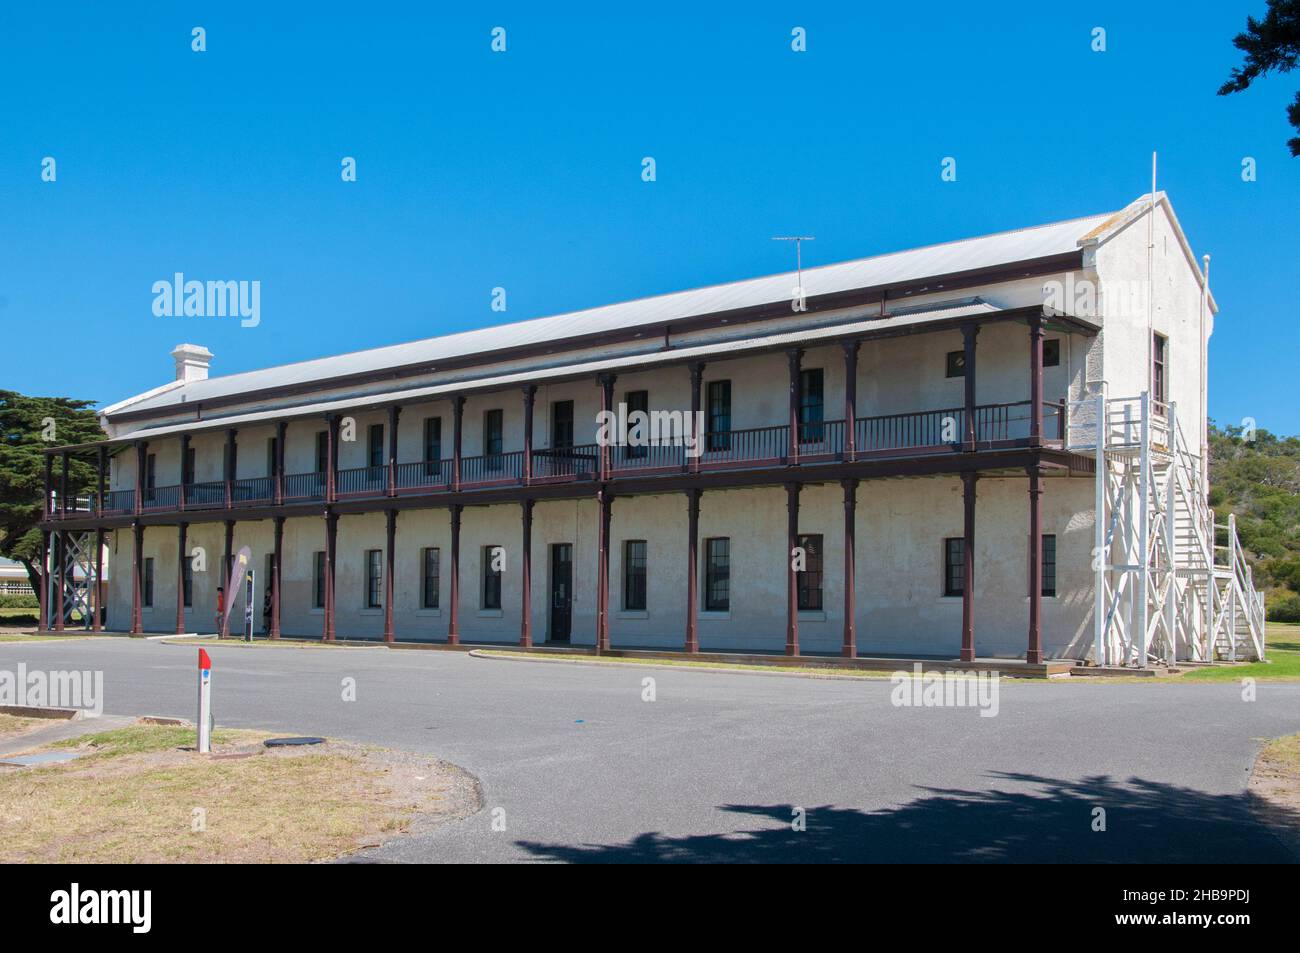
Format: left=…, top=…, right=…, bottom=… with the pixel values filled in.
left=45, top=492, right=100, bottom=630
left=1068, top=387, right=1265, bottom=667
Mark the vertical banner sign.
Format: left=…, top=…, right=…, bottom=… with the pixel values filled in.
left=222, top=545, right=253, bottom=633
left=197, top=647, right=213, bottom=754
left=244, top=570, right=255, bottom=642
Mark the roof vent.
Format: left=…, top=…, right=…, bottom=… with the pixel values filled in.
left=171, top=343, right=213, bottom=382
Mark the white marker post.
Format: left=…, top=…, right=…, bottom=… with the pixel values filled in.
left=244, top=569, right=255, bottom=643
left=197, top=647, right=213, bottom=753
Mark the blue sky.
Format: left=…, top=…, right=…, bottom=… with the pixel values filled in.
left=1, top=2, right=1296, bottom=432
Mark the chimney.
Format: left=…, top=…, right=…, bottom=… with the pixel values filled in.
left=172, top=343, right=213, bottom=382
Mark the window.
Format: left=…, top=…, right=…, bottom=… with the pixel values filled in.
left=624, top=390, right=648, bottom=459
left=943, top=537, right=965, bottom=597
left=1044, top=339, right=1061, bottom=368
left=1152, top=333, right=1167, bottom=405
left=482, top=546, right=502, bottom=610
left=704, top=537, right=730, bottom=611
left=423, top=417, right=442, bottom=463
left=365, top=549, right=383, bottom=609
left=145, top=453, right=156, bottom=491
left=315, top=431, right=329, bottom=474
left=266, top=436, right=278, bottom=476
left=1041, top=534, right=1057, bottom=598
left=367, top=424, right=385, bottom=469
left=183, top=446, right=196, bottom=485
left=796, top=533, right=823, bottom=611
left=313, top=551, right=326, bottom=608
left=182, top=557, right=193, bottom=608
left=143, top=557, right=154, bottom=607
left=623, top=540, right=647, bottom=610
left=225, top=442, right=238, bottom=479
left=798, top=369, right=824, bottom=442
left=706, top=380, right=731, bottom=451
left=421, top=547, right=440, bottom=609
left=551, top=401, right=574, bottom=449
left=945, top=350, right=966, bottom=378
left=484, top=409, right=504, bottom=461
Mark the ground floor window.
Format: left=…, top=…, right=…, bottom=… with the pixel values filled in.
left=796, top=533, right=823, bottom=610
left=143, top=557, right=154, bottom=607
left=704, top=537, right=730, bottom=611
left=483, top=545, right=502, bottom=610
left=365, top=549, right=382, bottom=608
left=943, top=537, right=965, bottom=597
left=422, top=547, right=440, bottom=609
left=182, top=558, right=193, bottom=608
left=1041, top=534, right=1057, bottom=597
left=313, top=551, right=326, bottom=608
left=623, top=540, right=647, bottom=610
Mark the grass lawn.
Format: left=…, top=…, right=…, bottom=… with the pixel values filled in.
left=1179, top=622, right=1300, bottom=682
left=0, top=723, right=479, bottom=863
left=0, top=713, right=47, bottom=741
left=1249, top=732, right=1300, bottom=859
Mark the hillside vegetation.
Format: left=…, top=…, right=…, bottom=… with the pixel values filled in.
left=1208, top=423, right=1300, bottom=621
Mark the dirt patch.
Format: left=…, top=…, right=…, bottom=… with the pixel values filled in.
left=0, top=724, right=482, bottom=863
left=0, top=713, right=46, bottom=742
left=1248, top=733, right=1300, bottom=861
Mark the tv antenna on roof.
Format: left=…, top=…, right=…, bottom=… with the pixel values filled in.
left=772, top=236, right=815, bottom=312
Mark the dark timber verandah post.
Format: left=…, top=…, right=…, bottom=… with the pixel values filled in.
left=387, top=406, right=400, bottom=497
left=179, top=433, right=190, bottom=511
left=131, top=522, right=144, bottom=635
left=684, top=488, right=701, bottom=653
left=1027, top=466, right=1045, bottom=664
left=841, top=340, right=859, bottom=460
left=787, top=349, right=802, bottom=464
left=43, top=452, right=53, bottom=521
left=326, top=414, right=340, bottom=502
left=54, top=531, right=66, bottom=632
left=962, top=322, right=979, bottom=450
left=842, top=478, right=857, bottom=658
left=60, top=450, right=69, bottom=518
left=447, top=504, right=462, bottom=644
left=689, top=363, right=704, bottom=473
left=274, top=421, right=287, bottom=505
left=520, top=497, right=534, bottom=647
left=596, top=489, right=612, bottom=653
left=175, top=522, right=188, bottom=634
left=133, top=442, right=145, bottom=516
left=451, top=397, right=464, bottom=492
left=92, top=527, right=104, bottom=632
left=522, top=386, right=536, bottom=485
left=1026, top=312, right=1046, bottom=665
left=221, top=520, right=234, bottom=638
left=384, top=509, right=396, bottom=642
left=785, top=481, right=800, bottom=657
left=324, top=510, right=338, bottom=641
left=961, top=471, right=977, bottom=662
left=224, top=428, right=236, bottom=508
left=271, top=516, right=284, bottom=639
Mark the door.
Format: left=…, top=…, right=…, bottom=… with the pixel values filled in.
left=549, top=543, right=573, bottom=642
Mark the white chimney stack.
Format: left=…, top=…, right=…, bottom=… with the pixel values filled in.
left=172, top=343, right=213, bottom=382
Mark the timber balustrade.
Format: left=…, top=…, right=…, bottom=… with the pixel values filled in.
left=56, top=399, right=1068, bottom=520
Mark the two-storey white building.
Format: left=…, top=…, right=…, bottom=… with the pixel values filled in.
left=40, top=192, right=1265, bottom=669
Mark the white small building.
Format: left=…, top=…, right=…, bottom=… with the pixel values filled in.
left=41, top=192, right=1264, bottom=667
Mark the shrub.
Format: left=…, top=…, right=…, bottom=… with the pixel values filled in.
left=1268, top=594, right=1300, bottom=624
left=0, top=594, right=38, bottom=609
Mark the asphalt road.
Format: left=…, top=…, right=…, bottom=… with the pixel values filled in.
left=3, top=637, right=1297, bottom=863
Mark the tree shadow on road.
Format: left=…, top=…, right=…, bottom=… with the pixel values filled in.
left=515, top=772, right=1299, bottom=863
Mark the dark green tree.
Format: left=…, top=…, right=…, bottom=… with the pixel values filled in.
left=0, top=391, right=104, bottom=597
left=1218, top=0, right=1300, bottom=156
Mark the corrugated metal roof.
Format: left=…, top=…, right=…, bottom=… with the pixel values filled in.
left=117, top=300, right=1009, bottom=442
left=117, top=205, right=1122, bottom=416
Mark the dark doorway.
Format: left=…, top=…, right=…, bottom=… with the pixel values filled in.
left=549, top=543, right=573, bottom=642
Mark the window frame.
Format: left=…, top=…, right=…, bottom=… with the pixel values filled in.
left=421, top=546, right=440, bottom=609
left=945, top=350, right=966, bottom=378
left=704, top=537, right=730, bottom=612
left=706, top=380, right=732, bottom=452
left=943, top=537, right=965, bottom=598
left=624, top=390, right=649, bottom=459
left=482, top=545, right=503, bottom=610
left=364, top=548, right=383, bottom=609
left=313, top=551, right=326, bottom=609
left=623, top=539, right=647, bottom=611
left=143, top=556, right=155, bottom=608
left=796, top=533, right=824, bottom=611
left=1152, top=332, right=1168, bottom=405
